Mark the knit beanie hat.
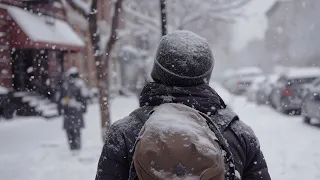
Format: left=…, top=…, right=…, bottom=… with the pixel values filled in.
left=151, top=30, right=214, bottom=87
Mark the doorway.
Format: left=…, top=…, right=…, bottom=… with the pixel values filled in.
left=12, top=49, right=49, bottom=94
left=12, top=50, right=33, bottom=91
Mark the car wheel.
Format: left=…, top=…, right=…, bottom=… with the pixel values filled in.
left=303, top=116, right=311, bottom=124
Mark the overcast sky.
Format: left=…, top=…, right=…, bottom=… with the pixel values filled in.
left=231, top=0, right=278, bottom=51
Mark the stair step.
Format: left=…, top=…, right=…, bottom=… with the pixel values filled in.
left=13, top=91, right=60, bottom=118
left=42, top=109, right=59, bottom=118
left=13, top=92, right=28, bottom=97
left=35, top=104, right=57, bottom=112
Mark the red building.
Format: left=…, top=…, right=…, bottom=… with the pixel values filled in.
left=0, top=0, right=85, bottom=118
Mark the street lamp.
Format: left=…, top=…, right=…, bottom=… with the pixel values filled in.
left=160, top=0, right=167, bottom=36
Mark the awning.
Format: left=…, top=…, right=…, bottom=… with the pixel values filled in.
left=6, top=6, right=85, bottom=51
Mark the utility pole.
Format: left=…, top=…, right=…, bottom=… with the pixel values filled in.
left=160, top=0, right=167, bottom=36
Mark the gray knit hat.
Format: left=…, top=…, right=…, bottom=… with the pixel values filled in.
left=151, top=30, right=214, bottom=87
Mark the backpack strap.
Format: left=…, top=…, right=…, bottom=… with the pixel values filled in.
left=200, top=108, right=240, bottom=180
left=200, top=111, right=238, bottom=180
left=128, top=106, right=154, bottom=180
left=129, top=106, right=154, bottom=123
left=212, top=108, right=239, bottom=132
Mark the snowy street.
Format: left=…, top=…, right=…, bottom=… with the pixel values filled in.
left=1, top=84, right=320, bottom=180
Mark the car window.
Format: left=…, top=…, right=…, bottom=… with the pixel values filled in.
left=313, top=79, right=320, bottom=87
left=287, top=77, right=317, bottom=86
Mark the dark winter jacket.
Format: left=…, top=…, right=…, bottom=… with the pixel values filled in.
left=60, top=78, right=88, bottom=130
left=95, top=83, right=271, bottom=180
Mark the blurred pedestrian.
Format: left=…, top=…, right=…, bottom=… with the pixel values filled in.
left=60, top=67, right=88, bottom=154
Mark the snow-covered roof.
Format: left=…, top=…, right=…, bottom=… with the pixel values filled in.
left=7, top=6, right=85, bottom=47
left=285, top=67, right=320, bottom=79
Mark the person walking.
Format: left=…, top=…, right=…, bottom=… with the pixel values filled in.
left=60, top=67, right=88, bottom=153
left=95, top=31, right=271, bottom=180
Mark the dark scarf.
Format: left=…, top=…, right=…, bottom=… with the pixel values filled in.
left=139, top=82, right=226, bottom=115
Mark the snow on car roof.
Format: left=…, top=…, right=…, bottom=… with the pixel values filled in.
left=253, top=76, right=267, bottom=83
left=284, top=67, right=320, bottom=79
left=235, top=67, right=263, bottom=76
left=223, top=69, right=235, bottom=78
left=268, top=74, right=280, bottom=83
left=237, top=75, right=265, bottom=81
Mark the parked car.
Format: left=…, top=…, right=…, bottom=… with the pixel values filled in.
left=301, top=78, right=320, bottom=124
left=270, top=68, right=320, bottom=114
left=221, top=69, right=235, bottom=89
left=229, top=76, right=256, bottom=95
left=225, top=67, right=263, bottom=95
left=246, top=76, right=266, bottom=102
left=256, top=74, right=280, bottom=105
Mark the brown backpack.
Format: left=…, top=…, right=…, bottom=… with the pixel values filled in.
left=132, top=103, right=237, bottom=180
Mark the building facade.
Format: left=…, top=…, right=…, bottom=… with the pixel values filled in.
left=0, top=0, right=85, bottom=118
left=265, top=0, right=320, bottom=66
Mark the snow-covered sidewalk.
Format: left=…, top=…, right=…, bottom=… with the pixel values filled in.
left=1, top=85, right=320, bottom=180
left=231, top=98, right=320, bottom=180
left=0, top=96, right=138, bottom=180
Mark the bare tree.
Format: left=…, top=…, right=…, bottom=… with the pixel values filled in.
left=124, top=0, right=250, bottom=34
left=65, top=0, right=123, bottom=139
left=122, top=0, right=251, bottom=82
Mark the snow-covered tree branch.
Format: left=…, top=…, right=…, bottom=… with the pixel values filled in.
left=123, top=0, right=251, bottom=35
left=64, top=0, right=91, bottom=18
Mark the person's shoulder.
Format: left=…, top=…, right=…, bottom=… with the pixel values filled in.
left=105, top=109, right=147, bottom=150
left=230, top=120, right=260, bottom=149
left=110, top=107, right=147, bottom=134
left=111, top=115, right=138, bottom=131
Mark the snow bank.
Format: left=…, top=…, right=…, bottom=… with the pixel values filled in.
left=13, top=92, right=27, bottom=97
left=0, top=86, right=8, bottom=95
